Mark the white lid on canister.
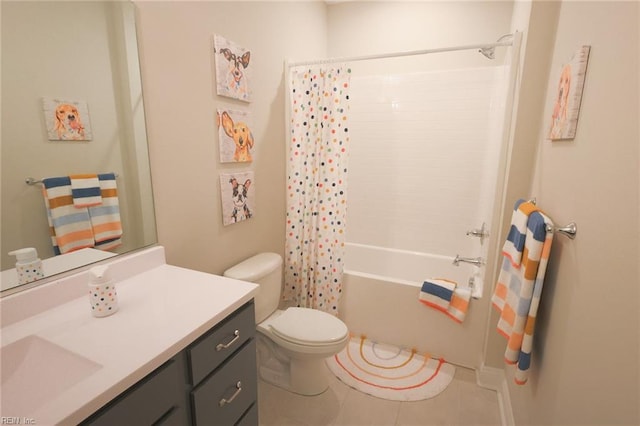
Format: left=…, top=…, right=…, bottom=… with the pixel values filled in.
left=8, top=248, right=38, bottom=263
left=89, top=265, right=112, bottom=285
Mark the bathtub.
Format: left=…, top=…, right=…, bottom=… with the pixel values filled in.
left=339, top=242, right=488, bottom=368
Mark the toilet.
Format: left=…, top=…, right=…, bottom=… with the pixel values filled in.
left=223, top=252, right=349, bottom=396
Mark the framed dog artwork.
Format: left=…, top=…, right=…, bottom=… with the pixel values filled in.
left=42, top=97, right=93, bottom=141
left=220, top=171, right=255, bottom=226
left=548, top=45, right=591, bottom=141
left=217, top=107, right=255, bottom=163
left=213, top=35, right=252, bottom=102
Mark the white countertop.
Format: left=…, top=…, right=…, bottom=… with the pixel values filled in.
left=0, top=246, right=258, bottom=425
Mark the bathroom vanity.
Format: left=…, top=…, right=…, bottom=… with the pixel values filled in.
left=0, top=246, right=259, bottom=425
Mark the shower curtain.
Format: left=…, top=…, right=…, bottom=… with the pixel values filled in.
left=283, top=65, right=351, bottom=314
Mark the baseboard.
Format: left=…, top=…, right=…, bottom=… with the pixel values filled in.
left=476, top=365, right=515, bottom=426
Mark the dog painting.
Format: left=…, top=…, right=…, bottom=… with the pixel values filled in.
left=220, top=172, right=255, bottom=226
left=43, top=98, right=93, bottom=141
left=217, top=108, right=254, bottom=163
left=213, top=35, right=252, bottom=102
left=548, top=46, right=590, bottom=140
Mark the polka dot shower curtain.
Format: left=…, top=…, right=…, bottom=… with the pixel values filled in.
left=284, top=65, right=351, bottom=314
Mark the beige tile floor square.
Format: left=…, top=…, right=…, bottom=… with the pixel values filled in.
left=258, top=366, right=501, bottom=426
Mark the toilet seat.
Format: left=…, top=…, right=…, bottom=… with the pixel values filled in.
left=268, top=307, right=348, bottom=347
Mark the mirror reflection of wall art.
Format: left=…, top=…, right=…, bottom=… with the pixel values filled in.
left=213, top=34, right=252, bottom=102
left=43, top=97, right=93, bottom=141
left=220, top=171, right=255, bottom=226
left=217, top=108, right=254, bottom=163
left=548, top=45, right=591, bottom=141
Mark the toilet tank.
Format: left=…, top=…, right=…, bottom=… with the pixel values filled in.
left=223, top=253, right=283, bottom=323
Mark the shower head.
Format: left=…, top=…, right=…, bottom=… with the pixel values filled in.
left=478, top=46, right=495, bottom=60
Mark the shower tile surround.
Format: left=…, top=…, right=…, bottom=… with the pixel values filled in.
left=346, top=67, right=508, bottom=257
left=340, top=66, right=511, bottom=369
left=258, top=367, right=501, bottom=425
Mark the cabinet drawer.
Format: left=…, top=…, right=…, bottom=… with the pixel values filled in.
left=188, top=302, right=255, bottom=385
left=191, top=339, right=257, bottom=426
left=82, top=355, right=186, bottom=426
left=236, top=403, right=258, bottom=426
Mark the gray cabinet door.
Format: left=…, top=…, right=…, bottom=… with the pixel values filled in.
left=82, top=355, right=188, bottom=426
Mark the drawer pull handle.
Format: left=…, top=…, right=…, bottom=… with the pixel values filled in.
left=216, top=330, right=240, bottom=351
left=219, top=381, right=242, bottom=407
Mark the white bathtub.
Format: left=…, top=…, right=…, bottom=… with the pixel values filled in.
left=339, top=242, right=488, bottom=368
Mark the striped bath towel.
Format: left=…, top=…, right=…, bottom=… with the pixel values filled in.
left=70, top=174, right=102, bottom=207
left=502, top=199, right=539, bottom=268
left=492, top=208, right=553, bottom=385
left=419, top=279, right=471, bottom=323
left=42, top=177, right=95, bottom=254
left=89, top=173, right=122, bottom=250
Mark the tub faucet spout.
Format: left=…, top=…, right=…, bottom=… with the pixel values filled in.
left=453, top=255, right=485, bottom=267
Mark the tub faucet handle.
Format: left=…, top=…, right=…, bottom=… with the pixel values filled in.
left=466, top=222, right=489, bottom=245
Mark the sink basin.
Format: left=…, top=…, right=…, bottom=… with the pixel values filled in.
left=1, top=335, right=102, bottom=415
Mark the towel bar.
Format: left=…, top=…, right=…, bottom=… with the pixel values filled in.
left=25, top=174, right=118, bottom=185
left=528, top=198, right=577, bottom=239
left=547, top=222, right=577, bottom=239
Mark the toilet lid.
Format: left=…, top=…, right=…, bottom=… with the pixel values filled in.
left=269, top=307, right=348, bottom=345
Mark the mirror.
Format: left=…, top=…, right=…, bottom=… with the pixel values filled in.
left=1, top=1, right=156, bottom=294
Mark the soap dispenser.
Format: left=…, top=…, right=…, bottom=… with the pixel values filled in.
left=88, top=265, right=119, bottom=317
left=8, top=248, right=44, bottom=285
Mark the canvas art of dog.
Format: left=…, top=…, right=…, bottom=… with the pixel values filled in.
left=228, top=177, right=252, bottom=223
left=549, top=64, right=571, bottom=139
left=548, top=45, right=590, bottom=140
left=54, top=103, right=86, bottom=140
left=214, top=35, right=252, bottom=102
left=220, top=110, right=254, bottom=162
left=220, top=47, right=250, bottom=95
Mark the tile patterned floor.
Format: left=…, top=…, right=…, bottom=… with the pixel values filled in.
left=258, top=365, right=501, bottom=426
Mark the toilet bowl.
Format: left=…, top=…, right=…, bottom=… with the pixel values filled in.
left=256, top=308, right=349, bottom=395
left=223, top=253, right=349, bottom=396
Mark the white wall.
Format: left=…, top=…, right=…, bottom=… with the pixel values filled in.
left=327, top=1, right=514, bottom=67
left=135, top=1, right=327, bottom=275
left=496, top=1, right=639, bottom=424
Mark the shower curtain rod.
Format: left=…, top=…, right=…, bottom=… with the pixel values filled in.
left=287, top=35, right=514, bottom=67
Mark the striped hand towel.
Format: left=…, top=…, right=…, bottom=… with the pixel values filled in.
left=42, top=177, right=95, bottom=254
left=89, top=173, right=122, bottom=251
left=492, top=210, right=553, bottom=385
left=70, top=174, right=103, bottom=207
left=419, top=279, right=471, bottom=323
left=502, top=199, right=539, bottom=268
left=419, top=279, right=456, bottom=311
left=447, top=288, right=472, bottom=323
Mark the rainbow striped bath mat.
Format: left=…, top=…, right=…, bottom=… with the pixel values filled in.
left=326, top=335, right=455, bottom=401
